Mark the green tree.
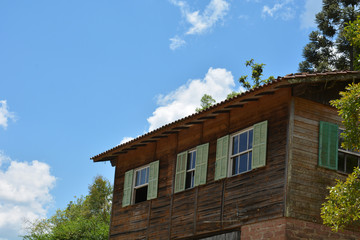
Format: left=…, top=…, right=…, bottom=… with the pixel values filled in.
left=226, top=91, right=240, bottom=99
left=23, top=176, right=112, bottom=240
left=331, top=83, right=360, bottom=151
left=321, top=168, right=360, bottom=232
left=299, top=0, right=360, bottom=72
left=239, top=59, right=274, bottom=90
left=344, top=16, right=360, bottom=70
left=196, top=94, right=216, bottom=112
left=321, top=83, right=360, bottom=231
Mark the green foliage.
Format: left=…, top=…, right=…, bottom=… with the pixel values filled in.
left=330, top=82, right=360, bottom=151
left=322, top=83, right=360, bottom=231
left=299, top=0, right=360, bottom=72
left=226, top=91, right=240, bottom=99
left=23, top=176, right=112, bottom=240
left=239, top=59, right=274, bottom=90
left=344, top=16, right=360, bottom=70
left=321, top=167, right=360, bottom=231
left=196, top=94, right=216, bottom=112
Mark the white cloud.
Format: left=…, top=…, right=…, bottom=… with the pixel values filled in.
left=147, top=67, right=235, bottom=131
left=0, top=100, right=15, bottom=130
left=169, top=36, right=186, bottom=50
left=300, top=0, right=322, bottom=29
left=120, top=137, right=135, bottom=144
left=0, top=151, right=56, bottom=240
left=262, top=0, right=295, bottom=21
left=169, top=0, right=229, bottom=49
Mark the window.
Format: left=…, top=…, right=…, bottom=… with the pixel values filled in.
left=174, top=143, right=209, bottom=193
left=230, top=128, right=253, bottom=176
left=215, top=120, right=268, bottom=180
left=185, top=149, right=196, bottom=189
left=122, top=160, right=159, bottom=207
left=318, top=121, right=360, bottom=174
left=134, top=166, right=149, bottom=204
left=338, top=129, right=360, bottom=174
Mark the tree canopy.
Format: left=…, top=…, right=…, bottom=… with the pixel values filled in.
left=238, top=59, right=274, bottom=90
left=195, top=94, right=216, bottom=113
left=23, top=176, right=112, bottom=240
left=299, top=0, right=360, bottom=72
left=321, top=83, right=360, bottom=232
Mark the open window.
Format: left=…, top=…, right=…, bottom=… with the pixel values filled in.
left=122, top=160, right=159, bottom=207
left=134, top=166, right=149, bottom=204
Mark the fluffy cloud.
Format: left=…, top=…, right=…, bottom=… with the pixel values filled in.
left=0, top=100, right=15, bottom=130
left=169, top=0, right=229, bottom=49
left=147, top=67, right=236, bottom=131
left=262, top=0, right=295, bottom=21
left=0, top=151, right=56, bottom=240
left=300, top=0, right=322, bottom=29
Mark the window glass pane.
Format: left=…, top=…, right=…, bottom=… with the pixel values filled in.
left=185, top=171, right=195, bottom=189
left=136, top=171, right=140, bottom=186
left=192, top=151, right=196, bottom=169
left=248, top=130, right=253, bottom=149
left=145, top=167, right=149, bottom=184
left=232, top=156, right=239, bottom=175
left=338, top=152, right=345, bottom=172
left=135, top=167, right=149, bottom=186
left=239, top=153, right=248, bottom=173
left=141, top=169, right=146, bottom=185
left=346, top=154, right=359, bottom=174
left=233, top=135, right=239, bottom=154
left=239, top=132, right=248, bottom=152
left=187, top=151, right=196, bottom=170
left=248, top=151, right=252, bottom=170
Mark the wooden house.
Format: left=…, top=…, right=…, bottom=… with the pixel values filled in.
left=92, top=71, right=360, bottom=240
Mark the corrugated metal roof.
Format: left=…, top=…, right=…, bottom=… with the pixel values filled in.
left=91, top=70, right=360, bottom=161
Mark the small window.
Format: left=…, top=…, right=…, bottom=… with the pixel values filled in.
left=174, top=143, right=209, bottom=193
left=134, top=166, right=149, bottom=204
left=185, top=150, right=196, bottom=189
left=338, top=129, right=360, bottom=174
left=230, top=128, right=253, bottom=176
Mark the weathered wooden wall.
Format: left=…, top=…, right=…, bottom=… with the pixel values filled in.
left=109, top=88, right=291, bottom=239
left=285, top=97, right=346, bottom=224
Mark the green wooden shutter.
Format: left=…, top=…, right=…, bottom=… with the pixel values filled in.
left=122, top=169, right=134, bottom=207
left=215, top=135, right=229, bottom=180
left=252, top=120, right=268, bottom=169
left=319, top=121, right=338, bottom=170
left=174, top=151, right=187, bottom=193
left=147, top=160, right=159, bottom=200
left=194, top=143, right=209, bottom=186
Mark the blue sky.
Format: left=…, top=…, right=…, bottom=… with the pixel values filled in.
left=0, top=0, right=322, bottom=239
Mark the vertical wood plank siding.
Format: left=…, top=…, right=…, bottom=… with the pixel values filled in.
left=286, top=97, right=345, bottom=223
left=109, top=88, right=291, bottom=239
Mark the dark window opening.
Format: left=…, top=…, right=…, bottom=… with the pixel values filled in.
left=134, top=186, right=148, bottom=204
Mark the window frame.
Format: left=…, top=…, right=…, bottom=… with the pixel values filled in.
left=228, top=126, right=254, bottom=177
left=338, top=128, right=360, bottom=174
left=185, top=148, right=196, bottom=189
left=132, top=164, right=150, bottom=204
